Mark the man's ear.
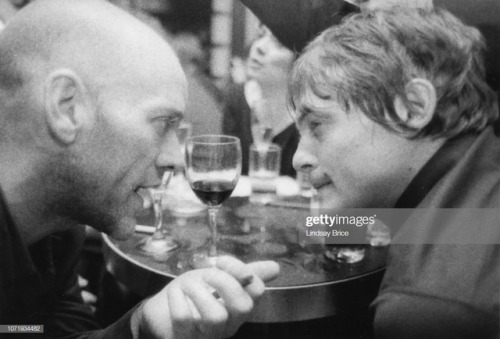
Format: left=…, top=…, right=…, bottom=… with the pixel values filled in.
left=393, top=78, right=437, bottom=130
left=44, top=69, right=90, bottom=144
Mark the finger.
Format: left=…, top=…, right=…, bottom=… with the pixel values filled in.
left=216, top=256, right=253, bottom=283
left=245, top=261, right=280, bottom=299
left=202, top=268, right=254, bottom=315
left=217, top=258, right=280, bottom=299
left=167, top=285, right=199, bottom=330
left=216, top=256, right=262, bottom=299
left=200, top=268, right=255, bottom=338
left=180, top=275, right=229, bottom=336
left=239, top=261, right=279, bottom=300
left=246, top=261, right=280, bottom=283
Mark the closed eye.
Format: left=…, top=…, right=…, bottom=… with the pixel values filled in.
left=155, top=115, right=182, bottom=135
left=308, top=119, right=323, bottom=137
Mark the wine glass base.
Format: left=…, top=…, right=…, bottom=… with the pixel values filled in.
left=324, top=245, right=366, bottom=264
left=139, top=237, right=180, bottom=254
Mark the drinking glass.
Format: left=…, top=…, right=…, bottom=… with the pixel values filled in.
left=185, top=135, right=242, bottom=268
left=139, top=171, right=179, bottom=254
left=249, top=143, right=281, bottom=204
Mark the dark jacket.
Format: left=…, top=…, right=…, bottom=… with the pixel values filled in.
left=0, top=191, right=135, bottom=338
left=373, top=127, right=500, bottom=338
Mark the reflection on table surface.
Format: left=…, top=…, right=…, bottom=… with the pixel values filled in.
left=104, top=196, right=388, bottom=323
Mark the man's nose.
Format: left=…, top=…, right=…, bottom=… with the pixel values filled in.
left=293, top=137, right=318, bottom=173
left=156, top=131, right=184, bottom=173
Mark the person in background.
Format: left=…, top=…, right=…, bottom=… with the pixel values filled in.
left=222, top=25, right=299, bottom=177
left=291, top=6, right=499, bottom=338
left=240, top=0, right=357, bottom=54
left=0, top=1, right=279, bottom=338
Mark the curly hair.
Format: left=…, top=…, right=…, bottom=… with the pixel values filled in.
left=289, top=7, right=498, bottom=139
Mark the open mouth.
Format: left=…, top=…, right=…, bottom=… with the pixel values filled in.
left=135, top=182, right=162, bottom=191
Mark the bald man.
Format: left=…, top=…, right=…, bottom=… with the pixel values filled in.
left=0, top=0, right=279, bottom=338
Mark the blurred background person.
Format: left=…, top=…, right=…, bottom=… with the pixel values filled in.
left=222, top=25, right=299, bottom=177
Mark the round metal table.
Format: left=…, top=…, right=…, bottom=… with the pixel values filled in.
left=103, top=197, right=387, bottom=323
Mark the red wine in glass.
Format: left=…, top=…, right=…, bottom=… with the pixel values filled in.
left=191, top=180, right=235, bottom=206
left=185, top=135, right=242, bottom=268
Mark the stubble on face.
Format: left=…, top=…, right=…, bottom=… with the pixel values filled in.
left=40, top=146, right=136, bottom=239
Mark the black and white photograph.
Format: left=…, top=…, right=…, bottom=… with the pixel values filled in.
left=0, top=0, right=498, bottom=338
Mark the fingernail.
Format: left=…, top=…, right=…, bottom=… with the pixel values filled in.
left=212, top=275, right=254, bottom=300
left=239, top=274, right=254, bottom=287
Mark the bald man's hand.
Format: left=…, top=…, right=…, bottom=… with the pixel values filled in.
left=136, top=257, right=280, bottom=339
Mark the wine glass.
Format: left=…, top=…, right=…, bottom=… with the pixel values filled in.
left=185, top=135, right=242, bottom=268
left=139, top=171, right=179, bottom=254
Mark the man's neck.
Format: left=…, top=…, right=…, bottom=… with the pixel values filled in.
left=0, top=149, right=71, bottom=245
left=395, top=132, right=478, bottom=208
left=7, top=199, right=72, bottom=245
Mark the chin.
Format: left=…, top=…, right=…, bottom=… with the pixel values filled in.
left=318, top=190, right=344, bottom=209
left=102, top=216, right=136, bottom=240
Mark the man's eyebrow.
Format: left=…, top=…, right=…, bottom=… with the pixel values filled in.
left=148, top=105, right=184, bottom=119
left=296, top=103, right=335, bottom=126
left=166, top=111, right=184, bottom=120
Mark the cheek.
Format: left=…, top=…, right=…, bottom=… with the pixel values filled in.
left=99, top=129, right=157, bottom=184
left=318, top=130, right=374, bottom=180
left=120, top=137, right=159, bottom=176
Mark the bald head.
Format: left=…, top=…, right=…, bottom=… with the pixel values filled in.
left=0, top=0, right=186, bottom=142
left=0, top=0, right=189, bottom=241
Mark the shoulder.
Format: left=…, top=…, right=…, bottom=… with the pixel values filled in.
left=424, top=128, right=500, bottom=207
left=373, top=128, right=500, bottom=336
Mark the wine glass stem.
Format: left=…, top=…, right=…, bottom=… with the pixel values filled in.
left=208, top=206, right=219, bottom=258
left=152, top=195, right=164, bottom=239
